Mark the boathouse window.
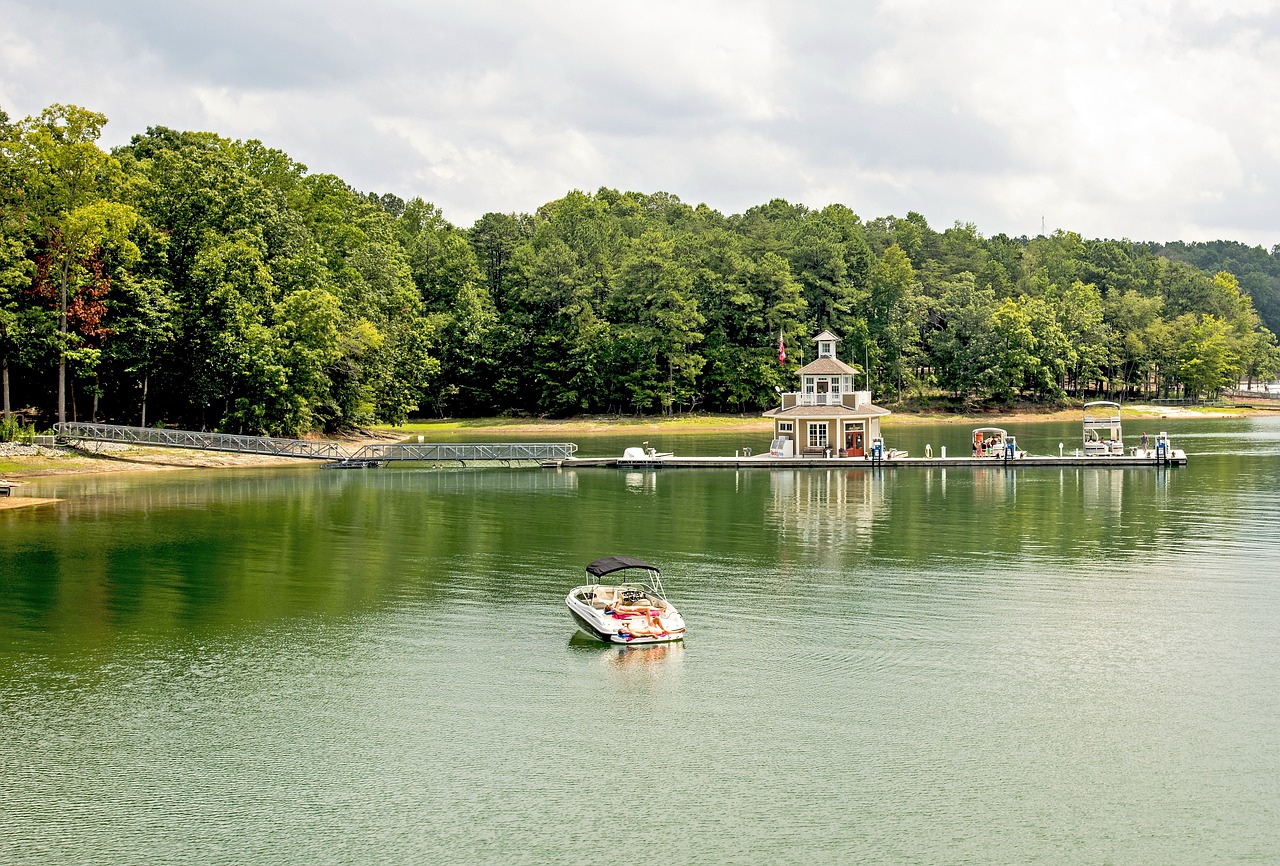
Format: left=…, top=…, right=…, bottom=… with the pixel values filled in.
left=818, top=340, right=835, bottom=357
left=804, top=377, right=815, bottom=393
left=778, top=422, right=793, bottom=433
left=807, top=422, right=828, bottom=449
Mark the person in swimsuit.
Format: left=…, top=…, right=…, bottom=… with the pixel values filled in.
left=616, top=602, right=667, bottom=637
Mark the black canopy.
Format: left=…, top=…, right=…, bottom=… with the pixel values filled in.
left=585, top=555, right=659, bottom=578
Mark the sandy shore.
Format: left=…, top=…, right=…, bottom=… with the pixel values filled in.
left=0, top=430, right=402, bottom=483
left=389, top=402, right=1278, bottom=435
left=0, top=403, right=1272, bottom=491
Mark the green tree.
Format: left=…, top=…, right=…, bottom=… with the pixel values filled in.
left=868, top=243, right=925, bottom=401
left=16, top=105, right=139, bottom=424
left=1176, top=315, right=1240, bottom=400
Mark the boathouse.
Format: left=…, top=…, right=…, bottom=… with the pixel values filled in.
left=763, top=330, right=891, bottom=457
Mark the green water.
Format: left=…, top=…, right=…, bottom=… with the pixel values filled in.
left=2, top=418, right=1279, bottom=864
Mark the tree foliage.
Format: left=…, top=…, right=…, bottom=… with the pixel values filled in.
left=1, top=103, right=1276, bottom=433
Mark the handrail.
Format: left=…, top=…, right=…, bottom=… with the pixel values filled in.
left=348, top=442, right=577, bottom=462
left=54, top=423, right=577, bottom=464
left=55, top=422, right=348, bottom=460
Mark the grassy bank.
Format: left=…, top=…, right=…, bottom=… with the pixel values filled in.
left=379, top=403, right=1275, bottom=437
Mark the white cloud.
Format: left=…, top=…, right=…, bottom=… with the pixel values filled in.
left=1, top=0, right=1277, bottom=245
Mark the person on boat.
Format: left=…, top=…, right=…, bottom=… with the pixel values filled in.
left=1141, top=431, right=1149, bottom=450
left=614, top=596, right=662, bottom=617
left=622, top=609, right=668, bottom=638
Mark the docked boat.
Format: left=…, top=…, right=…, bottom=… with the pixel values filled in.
left=618, top=444, right=674, bottom=466
left=971, top=427, right=1026, bottom=459
left=565, top=556, right=686, bottom=644
left=1083, top=401, right=1124, bottom=456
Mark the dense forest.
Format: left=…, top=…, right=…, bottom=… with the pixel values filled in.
left=2, top=104, right=1279, bottom=436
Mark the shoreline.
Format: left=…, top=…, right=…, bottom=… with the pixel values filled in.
left=385, top=402, right=1277, bottom=434
left=0, top=403, right=1273, bottom=486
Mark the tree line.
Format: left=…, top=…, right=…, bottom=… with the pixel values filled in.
left=2, top=103, right=1278, bottom=436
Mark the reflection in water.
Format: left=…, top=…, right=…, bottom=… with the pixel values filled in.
left=970, top=466, right=1019, bottom=505
left=3, top=422, right=1280, bottom=864
left=567, top=632, right=684, bottom=691
left=768, top=469, right=885, bottom=556
left=623, top=471, right=656, bottom=494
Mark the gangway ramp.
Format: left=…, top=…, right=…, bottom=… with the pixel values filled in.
left=55, top=422, right=349, bottom=460
left=54, top=423, right=576, bottom=465
left=342, top=442, right=576, bottom=465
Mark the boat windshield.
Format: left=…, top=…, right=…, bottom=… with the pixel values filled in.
left=584, top=556, right=667, bottom=599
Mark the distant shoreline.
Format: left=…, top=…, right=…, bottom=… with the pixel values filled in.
left=0, top=403, right=1274, bottom=486
left=385, top=402, right=1278, bottom=435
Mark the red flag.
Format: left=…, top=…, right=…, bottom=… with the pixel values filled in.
left=778, top=329, right=786, bottom=365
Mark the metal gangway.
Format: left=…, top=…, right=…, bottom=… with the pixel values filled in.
left=54, top=422, right=576, bottom=466
left=342, top=442, right=576, bottom=465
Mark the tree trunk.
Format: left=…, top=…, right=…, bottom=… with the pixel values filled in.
left=141, top=372, right=148, bottom=428
left=2, top=355, right=10, bottom=421
left=59, top=266, right=69, bottom=427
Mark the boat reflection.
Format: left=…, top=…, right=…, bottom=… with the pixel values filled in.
left=567, top=631, right=684, bottom=684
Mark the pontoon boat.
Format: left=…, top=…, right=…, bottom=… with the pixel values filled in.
left=971, top=427, right=1026, bottom=459
left=1083, top=401, right=1124, bottom=456
left=566, top=556, right=686, bottom=644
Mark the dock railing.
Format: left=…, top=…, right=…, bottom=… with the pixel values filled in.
left=346, top=442, right=577, bottom=463
left=54, top=422, right=577, bottom=464
left=55, top=422, right=349, bottom=460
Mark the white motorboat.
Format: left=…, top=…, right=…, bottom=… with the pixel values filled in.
left=618, top=444, right=674, bottom=466
left=566, top=556, right=686, bottom=644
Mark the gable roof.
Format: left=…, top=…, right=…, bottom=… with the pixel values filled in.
left=798, top=356, right=860, bottom=376
left=812, top=330, right=840, bottom=343
left=763, top=403, right=891, bottom=419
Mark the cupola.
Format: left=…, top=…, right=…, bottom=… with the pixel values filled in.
left=813, top=330, right=839, bottom=358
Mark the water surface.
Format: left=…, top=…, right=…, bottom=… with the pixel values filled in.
left=3, top=418, right=1279, bottom=864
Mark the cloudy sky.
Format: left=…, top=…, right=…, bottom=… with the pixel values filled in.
left=2, top=0, right=1278, bottom=245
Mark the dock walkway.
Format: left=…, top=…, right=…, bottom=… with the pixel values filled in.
left=54, top=423, right=576, bottom=465
left=545, top=453, right=1186, bottom=469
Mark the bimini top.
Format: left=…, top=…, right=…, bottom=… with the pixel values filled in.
left=585, top=555, right=659, bottom=578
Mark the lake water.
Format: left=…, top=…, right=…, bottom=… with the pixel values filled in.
left=3, top=418, right=1279, bottom=864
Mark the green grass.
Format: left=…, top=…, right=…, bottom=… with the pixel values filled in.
left=376, top=413, right=772, bottom=434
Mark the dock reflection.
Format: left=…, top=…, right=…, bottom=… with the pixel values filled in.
left=767, top=468, right=887, bottom=554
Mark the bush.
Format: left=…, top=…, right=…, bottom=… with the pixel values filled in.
left=1, top=416, right=17, bottom=442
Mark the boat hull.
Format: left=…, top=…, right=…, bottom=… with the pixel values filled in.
left=565, top=587, right=685, bottom=644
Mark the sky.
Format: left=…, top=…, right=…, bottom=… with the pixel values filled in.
left=2, top=0, right=1278, bottom=246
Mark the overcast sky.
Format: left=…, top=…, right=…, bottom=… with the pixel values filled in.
left=3, top=0, right=1278, bottom=246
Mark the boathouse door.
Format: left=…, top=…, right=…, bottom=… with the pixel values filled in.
left=845, top=423, right=865, bottom=457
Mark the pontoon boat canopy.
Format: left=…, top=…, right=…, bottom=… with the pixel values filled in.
left=585, top=556, right=659, bottom=578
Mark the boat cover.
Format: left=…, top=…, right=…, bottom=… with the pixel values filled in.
left=585, top=555, right=658, bottom=578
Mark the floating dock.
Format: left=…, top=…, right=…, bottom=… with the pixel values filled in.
left=544, top=453, right=1186, bottom=469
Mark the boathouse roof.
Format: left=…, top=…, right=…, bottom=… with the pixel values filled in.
left=797, top=356, right=861, bottom=376
left=763, top=403, right=891, bottom=419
